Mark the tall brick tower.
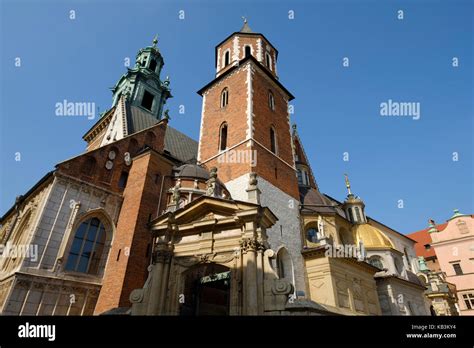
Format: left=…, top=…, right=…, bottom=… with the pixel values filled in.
left=197, top=20, right=306, bottom=294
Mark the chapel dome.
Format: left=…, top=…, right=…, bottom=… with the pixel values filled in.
left=352, top=224, right=394, bottom=249
left=173, top=164, right=210, bottom=180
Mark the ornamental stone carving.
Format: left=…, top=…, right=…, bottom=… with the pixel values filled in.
left=239, top=238, right=264, bottom=253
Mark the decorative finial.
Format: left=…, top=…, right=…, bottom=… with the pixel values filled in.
left=344, top=173, right=352, bottom=195
left=292, top=124, right=297, bottom=131
left=152, top=35, right=158, bottom=48
left=163, top=109, right=170, bottom=120
left=242, top=16, right=247, bottom=24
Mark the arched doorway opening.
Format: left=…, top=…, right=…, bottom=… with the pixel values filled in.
left=180, top=263, right=231, bottom=316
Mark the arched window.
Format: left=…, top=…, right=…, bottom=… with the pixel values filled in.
left=219, top=123, right=228, bottom=151
left=224, top=50, right=230, bottom=67
left=270, top=127, right=277, bottom=154
left=220, top=88, right=229, bottom=108
left=306, top=227, right=319, bottom=243
left=244, top=45, right=252, bottom=58
left=368, top=256, right=384, bottom=270
left=354, top=207, right=362, bottom=222
left=65, top=217, right=106, bottom=275
left=276, top=247, right=294, bottom=284
left=2, top=211, right=31, bottom=272
left=268, top=91, right=275, bottom=111
left=265, top=52, right=272, bottom=70
left=347, top=208, right=354, bottom=223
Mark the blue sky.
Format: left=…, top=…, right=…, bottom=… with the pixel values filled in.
left=1, top=0, right=472, bottom=234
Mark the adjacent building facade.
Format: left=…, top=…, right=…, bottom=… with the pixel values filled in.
left=0, top=22, right=429, bottom=316
left=410, top=211, right=473, bottom=316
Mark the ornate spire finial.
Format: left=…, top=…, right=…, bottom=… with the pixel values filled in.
left=344, top=173, right=352, bottom=195
left=152, top=35, right=158, bottom=48
left=242, top=16, right=247, bottom=24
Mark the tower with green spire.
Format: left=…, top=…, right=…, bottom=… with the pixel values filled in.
left=111, top=35, right=171, bottom=120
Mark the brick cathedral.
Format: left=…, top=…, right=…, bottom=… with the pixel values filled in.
left=0, top=21, right=428, bottom=316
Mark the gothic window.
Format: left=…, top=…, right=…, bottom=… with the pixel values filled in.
left=306, top=227, right=319, bottom=243
left=141, top=90, right=154, bottom=111
left=1, top=211, right=31, bottom=272
left=268, top=91, right=275, bottom=111
left=244, top=45, right=252, bottom=58
left=220, top=88, right=229, bottom=108
left=219, top=123, right=228, bottom=151
left=368, top=256, right=384, bottom=270
left=65, top=217, right=106, bottom=275
left=224, top=50, right=230, bottom=67
left=270, top=127, right=277, bottom=154
left=149, top=59, right=157, bottom=72
left=118, top=171, right=129, bottom=189
left=265, top=52, right=272, bottom=70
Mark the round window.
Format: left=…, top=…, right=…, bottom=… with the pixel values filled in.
left=306, top=228, right=319, bottom=243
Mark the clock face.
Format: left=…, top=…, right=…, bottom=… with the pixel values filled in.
left=108, top=150, right=116, bottom=160
left=105, top=160, right=113, bottom=170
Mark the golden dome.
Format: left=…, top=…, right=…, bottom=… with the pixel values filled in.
left=352, top=223, right=394, bottom=249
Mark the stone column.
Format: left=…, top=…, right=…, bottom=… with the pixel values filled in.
left=240, top=237, right=259, bottom=315
left=158, top=251, right=172, bottom=314
left=146, top=245, right=172, bottom=315
left=256, top=244, right=265, bottom=315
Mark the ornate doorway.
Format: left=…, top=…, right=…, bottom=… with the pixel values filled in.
left=180, top=263, right=230, bottom=316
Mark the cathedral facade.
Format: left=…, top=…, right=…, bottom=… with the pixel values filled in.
left=0, top=22, right=428, bottom=316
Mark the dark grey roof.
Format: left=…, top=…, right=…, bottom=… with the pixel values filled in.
left=128, top=105, right=159, bottom=133
left=128, top=105, right=198, bottom=163
left=174, top=164, right=209, bottom=180
left=164, top=126, right=198, bottom=163
left=300, top=187, right=347, bottom=218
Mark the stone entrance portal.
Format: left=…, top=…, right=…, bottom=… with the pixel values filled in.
left=180, top=263, right=230, bottom=316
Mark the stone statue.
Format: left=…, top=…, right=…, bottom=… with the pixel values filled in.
left=171, top=182, right=181, bottom=204
left=317, top=216, right=325, bottom=238
left=206, top=167, right=218, bottom=197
